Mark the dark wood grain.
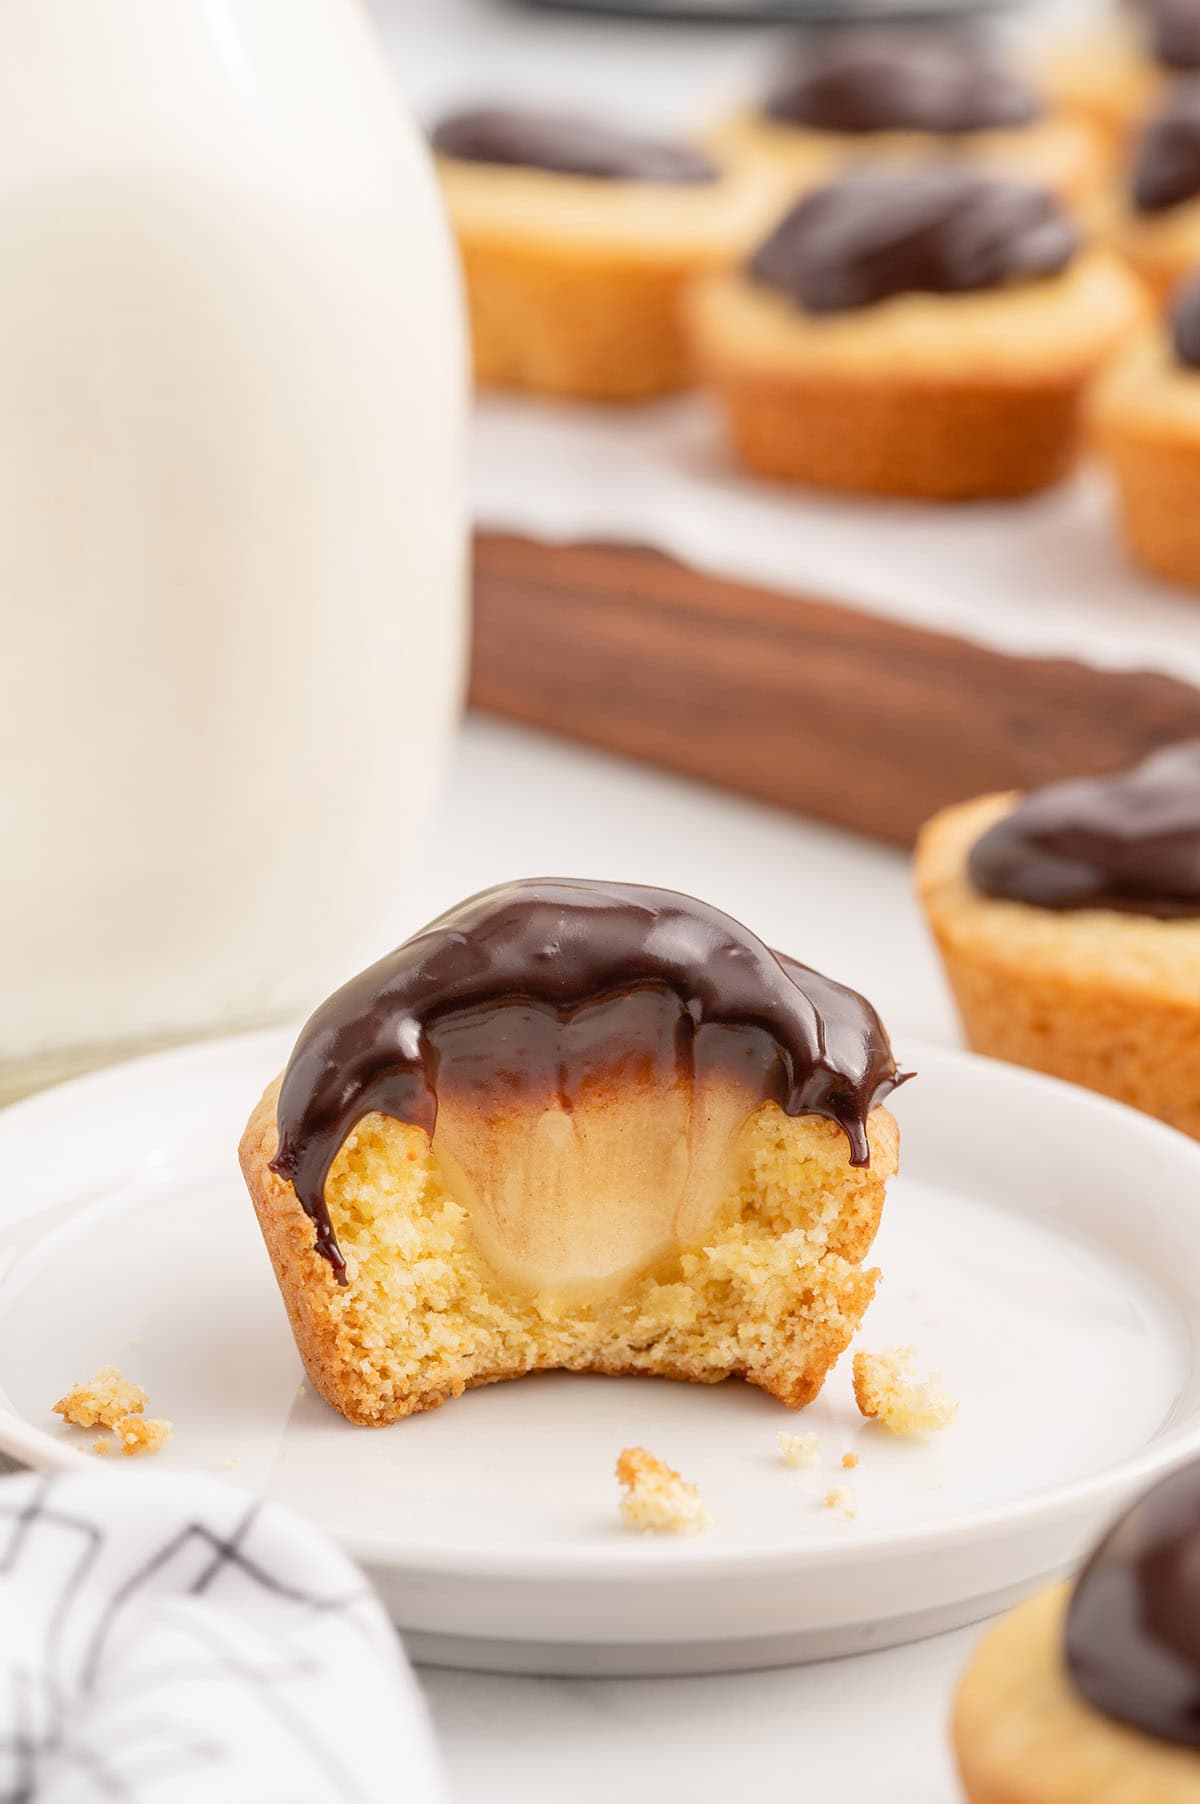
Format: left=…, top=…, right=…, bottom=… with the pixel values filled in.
left=470, top=532, right=1200, bottom=847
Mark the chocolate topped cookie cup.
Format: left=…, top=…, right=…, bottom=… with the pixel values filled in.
left=955, top=1457, right=1200, bottom=1804
left=689, top=165, right=1143, bottom=500
left=430, top=104, right=780, bottom=401
left=1093, top=265, right=1200, bottom=592
left=1096, top=81, right=1200, bottom=299
left=915, top=745, right=1200, bottom=1136
left=239, top=879, right=905, bottom=1427
left=712, top=27, right=1103, bottom=206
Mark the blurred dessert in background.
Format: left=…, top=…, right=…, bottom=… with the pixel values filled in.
left=954, top=1458, right=1200, bottom=1803
left=689, top=165, right=1143, bottom=499
left=239, top=878, right=904, bottom=1426
left=915, top=743, right=1200, bottom=1136
left=1096, top=81, right=1200, bottom=297
left=711, top=27, right=1104, bottom=204
left=1094, top=267, right=1200, bottom=588
left=432, top=105, right=780, bottom=399
left=1039, top=0, right=1200, bottom=145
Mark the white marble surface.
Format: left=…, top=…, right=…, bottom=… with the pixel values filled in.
left=406, top=716, right=968, bottom=1803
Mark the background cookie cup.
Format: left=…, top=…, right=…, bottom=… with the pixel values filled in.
left=953, top=1585, right=1200, bottom=1804
left=436, top=141, right=780, bottom=401
left=710, top=26, right=1106, bottom=206
left=1036, top=14, right=1175, bottom=146
left=710, top=110, right=1103, bottom=209
left=689, top=248, right=1143, bottom=500
left=914, top=791, right=1200, bottom=1137
left=1092, top=267, right=1200, bottom=590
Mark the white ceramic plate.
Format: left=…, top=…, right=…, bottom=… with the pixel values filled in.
left=1, top=1029, right=1199, bottom=1676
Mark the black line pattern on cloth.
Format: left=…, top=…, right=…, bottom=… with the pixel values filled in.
left=0, top=1482, right=385, bottom=1804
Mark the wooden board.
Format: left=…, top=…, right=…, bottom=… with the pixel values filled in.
left=470, top=532, right=1200, bottom=848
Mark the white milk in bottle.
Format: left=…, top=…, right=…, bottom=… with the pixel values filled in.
left=0, top=0, right=467, bottom=1098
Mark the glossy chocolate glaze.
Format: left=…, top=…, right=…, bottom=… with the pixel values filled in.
left=1066, top=1460, right=1200, bottom=1749
left=431, top=106, right=717, bottom=185
left=748, top=166, right=1077, bottom=314
left=1172, top=268, right=1200, bottom=366
left=763, top=27, right=1041, bottom=135
left=270, top=879, right=904, bottom=1281
left=968, top=743, right=1200, bottom=913
left=1132, top=82, right=1200, bottom=210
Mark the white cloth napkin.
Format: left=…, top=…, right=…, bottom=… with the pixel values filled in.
left=0, top=1470, right=446, bottom=1804
left=471, top=393, right=1200, bottom=689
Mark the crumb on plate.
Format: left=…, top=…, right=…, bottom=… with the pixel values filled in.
left=54, top=1366, right=147, bottom=1430
left=90, top=1438, right=111, bottom=1457
left=841, top=1451, right=859, bottom=1469
left=823, top=1486, right=858, bottom=1519
left=853, top=1347, right=958, bottom=1436
left=777, top=1430, right=820, bottom=1469
left=113, top=1415, right=172, bottom=1458
left=616, top=1445, right=710, bottom=1535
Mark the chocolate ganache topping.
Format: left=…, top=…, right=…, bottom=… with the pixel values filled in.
left=1065, top=1460, right=1200, bottom=1749
left=748, top=167, right=1078, bottom=313
left=1132, top=82, right=1200, bottom=211
left=1171, top=268, right=1200, bottom=367
left=430, top=106, right=717, bottom=185
left=270, top=879, right=904, bottom=1281
left=763, top=27, right=1041, bottom=135
left=968, top=743, right=1200, bottom=914
left=1140, top=0, right=1200, bottom=70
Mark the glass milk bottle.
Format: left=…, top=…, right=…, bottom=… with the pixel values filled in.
left=0, top=0, right=467, bottom=1100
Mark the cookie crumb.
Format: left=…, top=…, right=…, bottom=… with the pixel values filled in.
left=90, top=1438, right=111, bottom=1457
left=54, top=1367, right=147, bottom=1430
left=823, top=1486, right=858, bottom=1519
left=841, top=1451, right=859, bottom=1470
left=114, top=1415, right=172, bottom=1458
left=777, top=1430, right=820, bottom=1469
left=853, top=1347, right=958, bottom=1436
left=223, top=1457, right=239, bottom=1471
left=616, top=1445, right=710, bottom=1535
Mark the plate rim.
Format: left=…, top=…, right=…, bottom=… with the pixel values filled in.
left=2, top=1028, right=1200, bottom=1584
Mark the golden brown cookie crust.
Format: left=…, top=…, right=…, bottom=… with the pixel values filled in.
left=1093, top=333, right=1200, bottom=592
left=914, top=791, right=1200, bottom=1136
left=709, top=108, right=1107, bottom=206
left=954, top=1583, right=1200, bottom=1804
left=688, top=253, right=1144, bottom=499
left=437, top=156, right=781, bottom=401
left=1035, top=19, right=1168, bottom=145
left=239, top=1076, right=898, bottom=1426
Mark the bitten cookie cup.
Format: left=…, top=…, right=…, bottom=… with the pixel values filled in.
left=239, top=879, right=905, bottom=1428
left=709, top=110, right=1106, bottom=208
left=1093, top=332, right=1200, bottom=590
left=953, top=1586, right=1200, bottom=1804
left=689, top=251, right=1144, bottom=500
left=436, top=158, right=781, bottom=401
left=914, top=792, right=1200, bottom=1137
left=240, top=1083, right=898, bottom=1427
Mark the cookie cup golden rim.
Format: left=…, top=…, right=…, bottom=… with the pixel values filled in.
left=688, top=249, right=1145, bottom=383
left=1091, top=332, right=1200, bottom=589
left=436, top=153, right=784, bottom=260
left=1034, top=17, right=1167, bottom=142
left=707, top=107, right=1107, bottom=204
left=953, top=1583, right=1200, bottom=1804
left=1091, top=187, right=1200, bottom=303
